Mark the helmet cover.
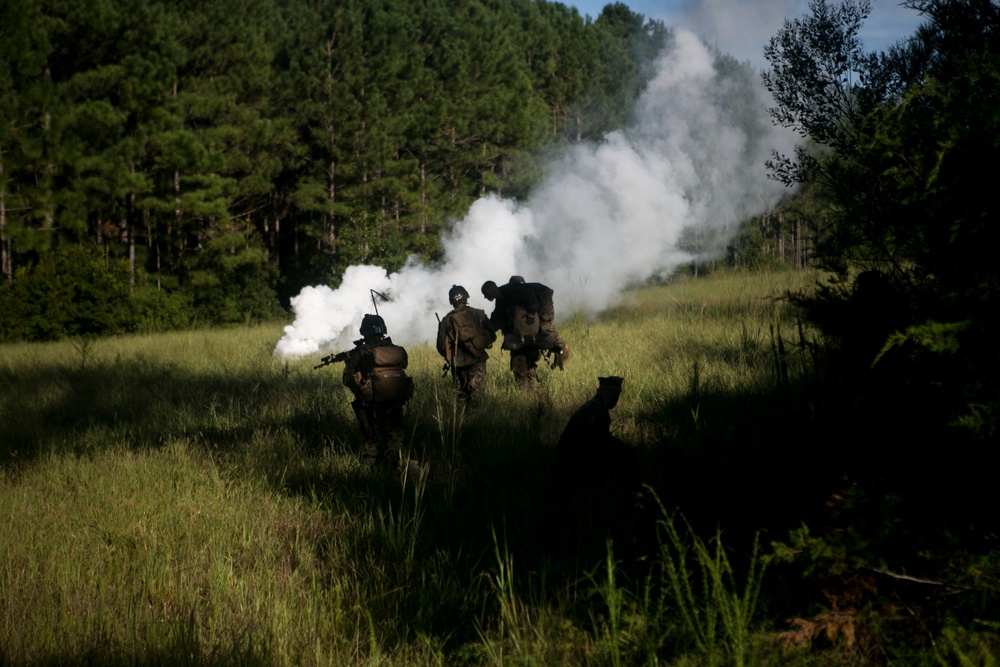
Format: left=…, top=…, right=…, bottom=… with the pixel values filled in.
left=448, top=285, right=470, bottom=305
left=359, top=314, right=387, bottom=337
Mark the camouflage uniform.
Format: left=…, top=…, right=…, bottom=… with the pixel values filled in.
left=437, top=286, right=495, bottom=404
left=508, top=348, right=542, bottom=392
left=482, top=277, right=568, bottom=391
left=341, top=316, right=412, bottom=470
left=482, top=280, right=536, bottom=390
left=508, top=277, right=565, bottom=351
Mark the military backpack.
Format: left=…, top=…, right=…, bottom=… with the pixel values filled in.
left=450, top=307, right=495, bottom=352
left=357, top=344, right=414, bottom=403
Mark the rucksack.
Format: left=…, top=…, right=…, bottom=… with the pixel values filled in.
left=523, top=283, right=555, bottom=323
left=360, top=344, right=414, bottom=403
left=498, top=282, right=554, bottom=349
left=510, top=303, right=540, bottom=338
left=451, top=307, right=495, bottom=352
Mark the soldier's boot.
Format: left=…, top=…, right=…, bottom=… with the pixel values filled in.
left=517, top=368, right=539, bottom=392
left=465, top=364, right=487, bottom=404
left=361, top=439, right=379, bottom=469
left=382, top=450, right=405, bottom=475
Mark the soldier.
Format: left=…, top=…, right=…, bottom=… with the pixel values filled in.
left=550, top=376, right=641, bottom=561
left=437, top=285, right=496, bottom=404
left=481, top=276, right=569, bottom=391
left=551, top=376, right=638, bottom=495
left=507, top=275, right=568, bottom=358
left=340, top=314, right=414, bottom=471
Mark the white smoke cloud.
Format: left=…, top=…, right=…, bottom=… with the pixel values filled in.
left=274, top=30, right=791, bottom=358
left=659, top=0, right=924, bottom=70
left=665, top=0, right=792, bottom=68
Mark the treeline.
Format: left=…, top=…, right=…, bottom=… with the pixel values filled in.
left=728, top=212, right=813, bottom=270
left=755, top=1, right=1000, bottom=655
left=0, top=0, right=669, bottom=340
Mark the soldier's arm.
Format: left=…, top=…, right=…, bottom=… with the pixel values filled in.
left=488, top=302, right=506, bottom=331
left=341, top=349, right=362, bottom=389
left=480, top=309, right=498, bottom=341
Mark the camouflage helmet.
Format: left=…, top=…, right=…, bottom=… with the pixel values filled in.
left=448, top=284, right=470, bottom=305
left=359, top=313, right=387, bottom=338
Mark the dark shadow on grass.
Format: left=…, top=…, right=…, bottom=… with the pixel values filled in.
left=0, top=356, right=356, bottom=467
left=5, top=621, right=273, bottom=667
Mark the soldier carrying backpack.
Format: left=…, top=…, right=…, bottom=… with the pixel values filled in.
left=481, top=276, right=570, bottom=391
left=437, top=285, right=496, bottom=404
left=339, top=314, right=414, bottom=471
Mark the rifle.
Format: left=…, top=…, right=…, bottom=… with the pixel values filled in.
left=435, top=312, right=453, bottom=379
left=314, top=348, right=350, bottom=370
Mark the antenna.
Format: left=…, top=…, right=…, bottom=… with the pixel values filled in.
left=370, top=289, right=389, bottom=316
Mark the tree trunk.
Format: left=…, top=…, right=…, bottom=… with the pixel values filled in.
left=127, top=207, right=135, bottom=288
left=420, top=161, right=427, bottom=234
left=147, top=209, right=159, bottom=291
left=794, top=217, right=802, bottom=270
left=0, top=146, right=9, bottom=281
left=778, top=212, right=785, bottom=263
left=327, top=158, right=337, bottom=257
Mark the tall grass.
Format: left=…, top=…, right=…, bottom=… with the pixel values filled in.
left=1, top=270, right=822, bottom=664
left=651, top=495, right=767, bottom=667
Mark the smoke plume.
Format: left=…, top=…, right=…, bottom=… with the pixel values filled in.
left=274, top=30, right=790, bottom=358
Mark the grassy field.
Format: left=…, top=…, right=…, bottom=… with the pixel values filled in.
left=1, top=269, right=839, bottom=665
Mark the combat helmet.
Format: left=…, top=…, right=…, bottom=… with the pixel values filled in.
left=448, top=285, right=470, bottom=305
left=359, top=313, right=387, bottom=338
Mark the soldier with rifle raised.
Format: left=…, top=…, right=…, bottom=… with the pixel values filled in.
left=315, top=313, right=414, bottom=472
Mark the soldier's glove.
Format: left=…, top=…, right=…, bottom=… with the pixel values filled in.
left=549, top=343, right=569, bottom=370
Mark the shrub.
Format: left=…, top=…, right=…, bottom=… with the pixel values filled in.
left=0, top=245, right=135, bottom=341
left=129, top=285, right=194, bottom=333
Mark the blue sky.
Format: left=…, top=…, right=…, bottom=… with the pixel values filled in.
left=565, top=0, right=926, bottom=69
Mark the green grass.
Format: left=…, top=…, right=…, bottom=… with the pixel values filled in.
left=1, top=269, right=834, bottom=665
